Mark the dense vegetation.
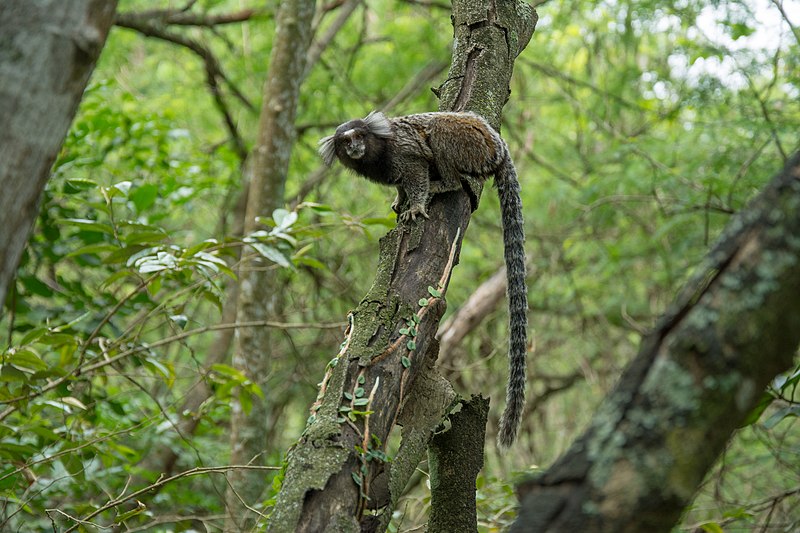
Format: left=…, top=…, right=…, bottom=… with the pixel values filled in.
left=1, top=0, right=798, bottom=530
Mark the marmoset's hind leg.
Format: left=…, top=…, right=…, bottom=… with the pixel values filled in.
left=395, top=157, right=431, bottom=222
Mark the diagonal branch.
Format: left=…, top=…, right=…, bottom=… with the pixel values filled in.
left=514, top=152, right=800, bottom=531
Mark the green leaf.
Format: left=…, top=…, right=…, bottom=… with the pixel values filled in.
left=8, top=349, right=48, bottom=372
left=60, top=454, right=85, bottom=478
left=418, top=298, right=428, bottom=307
left=727, top=22, right=755, bottom=40
left=699, top=522, right=724, bottom=533
left=0, top=441, right=38, bottom=460
left=246, top=381, right=264, bottom=399
left=239, top=388, right=253, bottom=414
left=169, top=314, right=188, bottom=329
left=19, top=327, right=47, bottom=345
left=353, top=398, right=370, bottom=406
left=58, top=396, right=88, bottom=410
left=203, top=289, right=223, bottom=313
left=185, top=239, right=219, bottom=257
left=428, top=286, right=442, bottom=298
left=763, top=405, right=800, bottom=429
left=249, top=242, right=291, bottom=268
left=211, top=364, right=247, bottom=381
left=67, top=243, right=119, bottom=258
left=302, top=202, right=333, bottom=212
left=63, top=178, right=97, bottom=194
left=61, top=218, right=114, bottom=235
left=399, top=328, right=409, bottom=335
left=112, top=181, right=133, bottom=196
left=103, top=245, right=149, bottom=265
left=0, top=365, right=27, bottom=383
left=19, top=275, right=54, bottom=297
left=294, top=256, right=327, bottom=270
left=123, top=230, right=168, bottom=246
left=38, top=333, right=77, bottom=346
left=272, top=208, right=298, bottom=231
left=401, top=356, right=411, bottom=368
left=351, top=472, right=362, bottom=486
left=354, top=387, right=365, bottom=398
left=114, top=502, right=146, bottom=523
left=740, top=392, right=772, bottom=427
left=130, top=183, right=159, bottom=211
left=406, top=340, right=416, bottom=351
left=142, top=356, right=174, bottom=387
left=0, top=468, right=19, bottom=490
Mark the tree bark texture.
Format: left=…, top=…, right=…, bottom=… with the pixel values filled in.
left=427, top=395, right=489, bottom=533
left=0, top=0, right=117, bottom=306
left=513, top=153, right=800, bottom=532
left=225, top=0, right=316, bottom=530
left=268, top=1, right=537, bottom=531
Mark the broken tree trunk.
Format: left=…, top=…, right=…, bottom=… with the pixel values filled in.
left=267, top=1, right=537, bottom=531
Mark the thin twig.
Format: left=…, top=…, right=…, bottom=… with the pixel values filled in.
left=771, top=0, right=800, bottom=45
left=63, top=465, right=279, bottom=533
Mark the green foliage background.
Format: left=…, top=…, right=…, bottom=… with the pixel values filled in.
left=1, top=0, right=798, bottom=530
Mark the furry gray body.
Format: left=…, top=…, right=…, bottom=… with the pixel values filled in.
left=319, top=111, right=528, bottom=447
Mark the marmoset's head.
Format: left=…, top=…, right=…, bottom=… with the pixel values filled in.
left=318, top=111, right=392, bottom=166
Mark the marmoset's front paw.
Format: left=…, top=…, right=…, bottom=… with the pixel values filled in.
left=398, top=205, right=429, bottom=223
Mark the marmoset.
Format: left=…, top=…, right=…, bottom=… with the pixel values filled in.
left=319, top=111, right=528, bottom=447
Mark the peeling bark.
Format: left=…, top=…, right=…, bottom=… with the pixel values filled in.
left=513, top=153, right=800, bottom=532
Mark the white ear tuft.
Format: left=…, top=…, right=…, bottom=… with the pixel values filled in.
left=363, top=111, right=392, bottom=138
left=318, top=134, right=337, bottom=166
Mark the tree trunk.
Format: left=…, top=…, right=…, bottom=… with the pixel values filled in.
left=513, top=152, right=800, bottom=531
left=428, top=395, right=489, bottom=533
left=0, top=0, right=117, bottom=305
left=268, top=1, right=537, bottom=530
left=224, top=0, right=316, bottom=530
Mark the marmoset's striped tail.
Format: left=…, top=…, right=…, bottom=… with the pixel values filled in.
left=495, top=150, right=528, bottom=449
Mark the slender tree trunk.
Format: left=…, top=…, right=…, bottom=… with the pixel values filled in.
left=224, top=0, right=316, bottom=530
left=0, top=0, right=117, bottom=306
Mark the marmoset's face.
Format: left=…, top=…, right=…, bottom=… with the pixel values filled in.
left=336, top=123, right=368, bottom=160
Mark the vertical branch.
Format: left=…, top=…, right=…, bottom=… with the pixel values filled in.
left=225, top=0, right=316, bottom=530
